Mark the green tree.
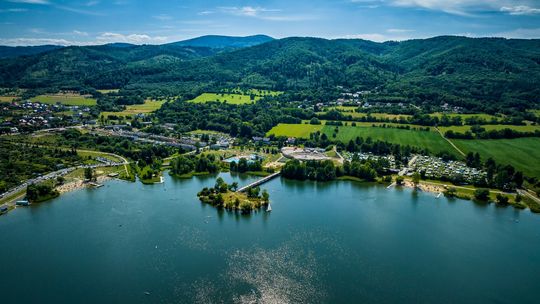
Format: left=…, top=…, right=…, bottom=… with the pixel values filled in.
left=84, top=167, right=94, bottom=181
left=262, top=189, right=270, bottom=203
left=474, top=188, right=490, bottom=201
left=412, top=172, right=421, bottom=187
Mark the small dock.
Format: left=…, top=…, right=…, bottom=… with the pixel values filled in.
left=237, top=172, right=281, bottom=193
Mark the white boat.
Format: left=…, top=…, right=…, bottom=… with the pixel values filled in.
left=266, top=203, right=272, bottom=212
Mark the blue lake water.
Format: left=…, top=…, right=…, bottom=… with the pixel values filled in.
left=1, top=173, right=539, bottom=303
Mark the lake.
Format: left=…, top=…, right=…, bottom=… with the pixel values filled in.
left=1, top=173, right=539, bottom=303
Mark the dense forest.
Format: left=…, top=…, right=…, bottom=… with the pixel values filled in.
left=1, top=36, right=539, bottom=111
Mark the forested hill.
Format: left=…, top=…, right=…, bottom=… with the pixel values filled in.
left=0, top=45, right=63, bottom=59
left=168, top=34, right=274, bottom=48
left=1, top=36, right=539, bottom=110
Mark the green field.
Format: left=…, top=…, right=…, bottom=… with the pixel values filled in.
left=324, top=108, right=412, bottom=120
left=439, top=124, right=540, bottom=133
left=0, top=96, right=16, bottom=103
left=429, top=112, right=501, bottom=121
left=268, top=123, right=457, bottom=155
left=267, top=123, right=324, bottom=138
left=321, top=125, right=457, bottom=155
left=101, top=99, right=166, bottom=118
left=31, top=94, right=97, bottom=106
left=188, top=93, right=260, bottom=105
left=453, top=138, right=540, bottom=178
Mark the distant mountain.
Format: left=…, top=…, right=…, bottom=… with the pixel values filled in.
left=0, top=36, right=539, bottom=111
left=0, top=45, right=63, bottom=59
left=169, top=35, right=274, bottom=49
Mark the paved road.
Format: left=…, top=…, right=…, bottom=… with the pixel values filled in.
left=517, top=189, right=540, bottom=204
left=1, top=161, right=126, bottom=208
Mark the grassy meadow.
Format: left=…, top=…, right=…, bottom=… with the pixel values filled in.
left=188, top=93, right=260, bottom=105
left=268, top=123, right=457, bottom=156
left=428, top=112, right=502, bottom=121
left=0, top=96, right=16, bottom=103
left=439, top=124, right=540, bottom=133
left=31, top=94, right=97, bottom=106
left=267, top=123, right=324, bottom=138
left=453, top=138, right=540, bottom=178
left=101, top=99, right=167, bottom=118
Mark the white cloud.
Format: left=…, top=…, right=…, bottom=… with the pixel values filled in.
left=153, top=14, right=172, bottom=21
left=500, top=5, right=540, bottom=15
left=353, top=1, right=540, bottom=16
left=0, top=37, right=75, bottom=46
left=340, top=30, right=420, bottom=42
left=219, top=6, right=280, bottom=17
left=0, top=8, right=28, bottom=12
left=197, top=10, right=214, bottom=15
left=73, top=30, right=88, bottom=36
left=387, top=28, right=415, bottom=33
left=95, top=32, right=167, bottom=44
left=494, top=28, right=540, bottom=39
left=8, top=0, right=49, bottom=4
left=218, top=6, right=315, bottom=21
left=85, top=1, right=99, bottom=6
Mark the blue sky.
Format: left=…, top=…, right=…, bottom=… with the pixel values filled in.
left=1, top=0, right=540, bottom=45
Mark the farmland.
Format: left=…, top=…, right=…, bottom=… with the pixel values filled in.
left=453, top=138, right=540, bottom=178
left=268, top=123, right=457, bottom=156
left=428, top=112, right=502, bottom=121
left=267, top=123, right=324, bottom=138
left=31, top=94, right=97, bottom=106
left=101, top=99, right=167, bottom=118
left=323, top=107, right=412, bottom=120
left=0, top=96, right=16, bottom=102
left=321, top=125, right=457, bottom=155
left=439, top=124, right=540, bottom=133
left=187, top=93, right=260, bottom=105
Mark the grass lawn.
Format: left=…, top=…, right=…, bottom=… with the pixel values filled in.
left=439, top=124, right=540, bottom=133
left=31, top=94, right=97, bottom=106
left=268, top=123, right=458, bottom=156
left=267, top=123, right=324, bottom=138
left=324, top=108, right=412, bottom=120
left=101, top=99, right=167, bottom=118
left=77, top=150, right=123, bottom=163
left=453, top=138, right=540, bottom=178
left=0, top=96, right=16, bottom=102
left=321, top=125, right=458, bottom=155
left=188, top=93, right=260, bottom=105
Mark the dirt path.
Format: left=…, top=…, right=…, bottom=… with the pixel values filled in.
left=435, top=127, right=466, bottom=157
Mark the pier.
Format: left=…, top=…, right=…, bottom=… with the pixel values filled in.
left=236, top=172, right=281, bottom=193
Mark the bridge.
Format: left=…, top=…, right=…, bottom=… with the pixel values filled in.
left=236, top=171, right=281, bottom=193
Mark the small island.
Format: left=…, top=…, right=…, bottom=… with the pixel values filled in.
left=197, top=177, right=270, bottom=213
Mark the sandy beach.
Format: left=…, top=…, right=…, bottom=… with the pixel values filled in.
left=56, top=175, right=112, bottom=194
left=401, top=179, right=446, bottom=194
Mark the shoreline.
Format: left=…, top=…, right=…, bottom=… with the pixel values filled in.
left=56, top=175, right=112, bottom=194
left=400, top=179, right=446, bottom=195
